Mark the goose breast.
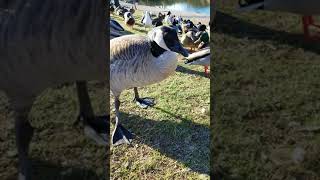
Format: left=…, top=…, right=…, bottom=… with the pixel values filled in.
left=110, top=35, right=177, bottom=95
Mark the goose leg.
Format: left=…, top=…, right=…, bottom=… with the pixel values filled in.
left=75, top=81, right=108, bottom=146
left=204, top=66, right=208, bottom=75
left=133, top=87, right=155, bottom=109
left=13, top=101, right=33, bottom=180
left=112, top=96, right=133, bottom=146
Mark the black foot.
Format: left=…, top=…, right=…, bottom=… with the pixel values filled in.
left=112, top=123, right=133, bottom=146
left=134, top=97, right=156, bottom=109
left=76, top=115, right=109, bottom=146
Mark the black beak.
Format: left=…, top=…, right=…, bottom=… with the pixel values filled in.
left=169, top=43, right=189, bottom=57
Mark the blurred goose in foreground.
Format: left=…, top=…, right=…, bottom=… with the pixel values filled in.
left=238, top=0, right=320, bottom=40
left=110, top=26, right=189, bottom=145
left=185, top=48, right=210, bottom=75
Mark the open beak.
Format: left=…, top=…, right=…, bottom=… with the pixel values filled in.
left=169, top=43, right=189, bottom=57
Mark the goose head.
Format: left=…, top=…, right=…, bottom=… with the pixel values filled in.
left=148, top=26, right=189, bottom=57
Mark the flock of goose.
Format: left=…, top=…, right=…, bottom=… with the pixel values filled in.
left=109, top=3, right=210, bottom=145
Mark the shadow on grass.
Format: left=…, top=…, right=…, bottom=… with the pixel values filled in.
left=215, top=11, right=320, bottom=54
left=6, top=158, right=104, bottom=180
left=176, top=65, right=209, bottom=79
left=119, top=108, right=210, bottom=175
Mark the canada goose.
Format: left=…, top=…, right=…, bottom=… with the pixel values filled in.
left=110, top=26, right=189, bottom=145
left=124, top=12, right=135, bottom=29
left=185, top=48, right=211, bottom=75
left=111, top=19, right=125, bottom=31
left=238, top=0, right=320, bottom=40
left=0, top=1, right=107, bottom=179
left=141, top=11, right=153, bottom=30
left=115, top=6, right=128, bottom=17
left=152, top=12, right=165, bottom=27
left=129, top=6, right=135, bottom=14
left=110, top=19, right=125, bottom=39
left=175, top=16, right=183, bottom=24
left=110, top=4, right=115, bottom=13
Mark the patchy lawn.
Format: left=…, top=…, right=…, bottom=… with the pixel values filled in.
left=0, top=81, right=107, bottom=180
left=212, top=1, right=320, bottom=179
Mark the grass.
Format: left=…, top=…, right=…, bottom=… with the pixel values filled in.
left=0, top=82, right=107, bottom=179
left=212, top=1, right=320, bottom=179
left=110, top=11, right=210, bottom=179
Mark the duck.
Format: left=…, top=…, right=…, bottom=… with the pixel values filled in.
left=238, top=0, right=320, bottom=40
left=185, top=48, right=211, bottom=75
left=110, top=26, right=189, bottom=145
left=141, top=11, right=153, bottom=29
left=124, top=12, right=135, bottom=29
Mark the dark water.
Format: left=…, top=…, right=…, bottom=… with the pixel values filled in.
left=138, top=0, right=210, bottom=16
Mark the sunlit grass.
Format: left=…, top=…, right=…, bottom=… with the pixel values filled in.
left=110, top=10, right=210, bottom=179
left=212, top=1, right=320, bottom=179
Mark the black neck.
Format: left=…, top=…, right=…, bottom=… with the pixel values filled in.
left=150, top=41, right=166, bottom=57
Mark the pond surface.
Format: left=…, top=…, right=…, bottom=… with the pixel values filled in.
left=138, top=0, right=210, bottom=16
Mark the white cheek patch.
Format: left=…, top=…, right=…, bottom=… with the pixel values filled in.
left=148, top=29, right=171, bottom=51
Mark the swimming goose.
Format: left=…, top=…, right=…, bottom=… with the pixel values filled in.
left=185, top=48, right=211, bottom=75
left=124, top=12, right=135, bottom=29
left=238, top=0, right=320, bottom=40
left=141, top=11, right=153, bottom=30
left=110, top=26, right=189, bottom=145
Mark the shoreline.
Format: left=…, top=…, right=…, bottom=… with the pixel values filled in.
left=119, top=1, right=210, bottom=25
